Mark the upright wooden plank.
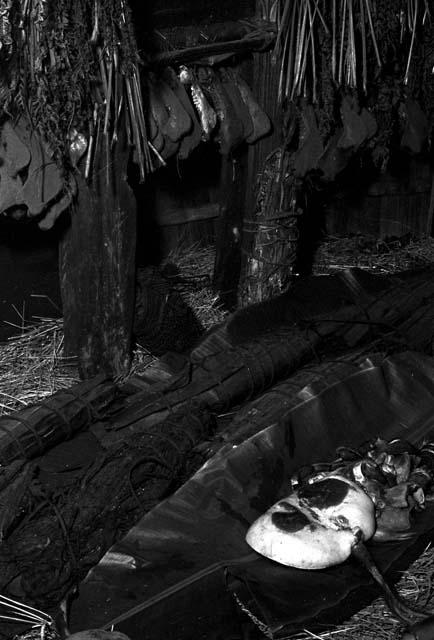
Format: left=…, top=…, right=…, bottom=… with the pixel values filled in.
left=59, top=132, right=136, bottom=378
left=213, top=152, right=247, bottom=309
left=244, top=51, right=282, bottom=217
left=426, top=171, right=434, bottom=235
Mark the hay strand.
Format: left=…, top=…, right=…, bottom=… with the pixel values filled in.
left=0, top=317, right=78, bottom=416
left=313, top=235, right=434, bottom=275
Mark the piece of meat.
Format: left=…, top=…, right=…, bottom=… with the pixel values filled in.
left=179, top=66, right=217, bottom=142
left=360, top=107, right=377, bottom=139
left=146, top=74, right=170, bottom=140
left=400, top=99, right=429, bottom=154
left=232, top=72, right=271, bottom=144
left=318, top=129, right=354, bottom=181
left=162, top=67, right=202, bottom=160
left=153, top=75, right=192, bottom=143
left=198, top=66, right=244, bottom=156
left=160, top=137, right=179, bottom=161
left=219, top=68, right=254, bottom=141
left=293, top=103, right=324, bottom=177
left=0, top=119, right=31, bottom=177
left=337, top=95, right=369, bottom=151
left=38, top=183, right=76, bottom=230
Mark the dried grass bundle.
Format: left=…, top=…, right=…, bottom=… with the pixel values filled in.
left=184, top=287, right=226, bottom=330
left=313, top=235, right=434, bottom=275
left=165, top=243, right=216, bottom=280
left=164, top=242, right=229, bottom=329
left=0, top=315, right=78, bottom=416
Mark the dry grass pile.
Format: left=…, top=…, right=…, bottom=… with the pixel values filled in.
left=0, top=316, right=78, bottom=416
left=164, top=242, right=229, bottom=329
left=313, top=235, right=434, bottom=275
left=286, top=543, right=434, bottom=640
left=0, top=243, right=227, bottom=412
left=2, top=235, right=434, bottom=412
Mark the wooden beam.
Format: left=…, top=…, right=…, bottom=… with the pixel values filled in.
left=155, top=203, right=219, bottom=226
left=148, top=32, right=275, bottom=67
left=147, top=0, right=257, bottom=29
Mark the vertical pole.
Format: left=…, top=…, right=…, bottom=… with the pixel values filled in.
left=213, top=152, right=246, bottom=310
left=59, top=129, right=137, bottom=378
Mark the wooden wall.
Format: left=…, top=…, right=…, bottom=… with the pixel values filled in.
left=0, top=219, right=61, bottom=342
left=137, top=0, right=256, bottom=29
left=135, top=145, right=221, bottom=262
left=325, top=158, right=434, bottom=239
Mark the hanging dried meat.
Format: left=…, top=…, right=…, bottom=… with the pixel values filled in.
left=267, top=0, right=433, bottom=183
left=179, top=66, right=217, bottom=141
left=0, top=117, right=76, bottom=228
left=230, top=68, right=272, bottom=144
left=148, top=74, right=192, bottom=145
left=219, top=67, right=254, bottom=140
left=161, top=67, right=202, bottom=160
left=198, top=66, right=245, bottom=156
left=399, top=98, right=429, bottom=154
left=293, top=102, right=323, bottom=177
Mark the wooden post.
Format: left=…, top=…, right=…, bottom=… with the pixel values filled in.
left=59, top=132, right=137, bottom=379
left=213, top=152, right=246, bottom=310
left=237, top=49, right=285, bottom=306
left=426, top=169, right=434, bottom=236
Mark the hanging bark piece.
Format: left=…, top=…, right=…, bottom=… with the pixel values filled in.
left=219, top=68, right=254, bottom=140
left=161, top=67, right=202, bottom=160
left=198, top=66, right=245, bottom=155
left=318, top=129, right=354, bottom=181
left=337, top=94, right=370, bottom=151
left=0, top=120, right=31, bottom=178
left=232, top=71, right=272, bottom=144
left=0, top=118, right=75, bottom=228
left=400, top=99, right=429, bottom=154
left=293, top=103, right=324, bottom=177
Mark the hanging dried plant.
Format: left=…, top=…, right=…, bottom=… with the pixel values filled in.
left=267, top=0, right=431, bottom=103
left=0, top=0, right=153, bottom=182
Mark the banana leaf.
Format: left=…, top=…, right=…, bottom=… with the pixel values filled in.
left=69, top=350, right=434, bottom=639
